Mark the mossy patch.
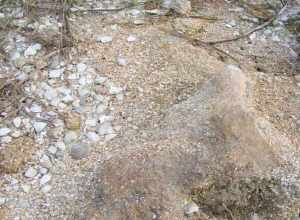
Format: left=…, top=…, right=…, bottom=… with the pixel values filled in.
left=191, top=175, right=299, bottom=219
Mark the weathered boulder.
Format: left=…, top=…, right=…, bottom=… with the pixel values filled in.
left=83, top=66, right=299, bottom=219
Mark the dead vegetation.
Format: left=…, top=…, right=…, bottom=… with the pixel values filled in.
left=0, top=78, right=26, bottom=122
left=191, top=167, right=299, bottom=220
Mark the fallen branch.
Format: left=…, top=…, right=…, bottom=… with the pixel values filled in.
left=204, top=3, right=288, bottom=45
left=170, top=21, right=240, bottom=64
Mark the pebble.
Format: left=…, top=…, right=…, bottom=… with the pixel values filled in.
left=30, top=104, right=42, bottom=113
left=105, top=133, right=117, bottom=142
left=24, top=43, right=42, bottom=57
left=24, top=167, right=38, bottom=178
left=85, top=118, right=98, bottom=127
left=33, top=121, right=47, bottom=133
left=96, top=35, right=113, bottom=43
left=39, top=167, right=48, bottom=174
left=0, top=127, right=11, bottom=136
left=133, top=19, right=145, bottom=25
left=13, top=117, right=22, bottom=128
left=68, top=73, right=80, bottom=80
left=64, top=112, right=81, bottom=130
left=295, top=74, right=300, bottom=82
left=40, top=174, right=51, bottom=185
left=64, top=130, right=79, bottom=144
left=77, top=63, right=87, bottom=72
left=130, top=9, right=141, bottom=16
left=98, top=115, right=113, bottom=124
left=41, top=185, right=52, bottom=193
left=184, top=202, right=199, bottom=216
left=21, top=184, right=31, bottom=193
left=70, top=143, right=89, bottom=160
left=40, top=155, right=52, bottom=168
left=48, top=68, right=64, bottom=78
left=116, top=57, right=127, bottom=66
left=1, top=136, right=12, bottom=143
left=11, top=130, right=22, bottom=138
left=127, top=35, right=137, bottom=42
left=106, top=82, right=123, bottom=95
left=48, top=146, right=57, bottom=155
left=95, top=75, right=107, bottom=84
left=86, top=131, right=100, bottom=142
left=96, top=104, right=107, bottom=114
left=44, top=87, right=58, bottom=101
left=56, top=141, right=66, bottom=151
left=0, top=197, right=6, bottom=206
left=98, top=122, right=114, bottom=135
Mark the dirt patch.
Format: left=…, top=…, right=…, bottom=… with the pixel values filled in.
left=0, top=136, right=37, bottom=174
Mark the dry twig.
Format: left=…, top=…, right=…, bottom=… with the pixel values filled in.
left=204, top=3, right=288, bottom=45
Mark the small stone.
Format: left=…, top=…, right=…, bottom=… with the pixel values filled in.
left=96, top=104, right=107, bottom=114
left=24, top=167, right=38, bottom=178
left=11, top=130, right=22, bottom=138
left=98, top=115, right=113, bottom=124
left=0, top=128, right=11, bottom=137
left=0, top=197, right=6, bottom=206
left=40, top=174, right=51, bottom=185
left=86, top=131, right=100, bottom=142
left=41, top=184, right=52, bottom=193
left=105, top=133, right=117, bottom=142
left=295, top=74, right=300, bottom=82
left=64, top=112, right=81, bottom=130
left=184, top=202, right=199, bottom=216
left=44, top=88, right=58, bottom=101
left=48, top=146, right=57, bottom=155
left=24, top=43, right=42, bottom=57
left=56, top=141, right=66, bottom=151
left=95, top=75, right=107, bottom=84
left=76, top=63, right=87, bottom=72
left=249, top=213, right=261, bottom=220
left=96, top=35, right=113, bottom=43
left=30, top=104, right=42, bottom=113
left=85, top=118, right=98, bottom=127
left=70, top=143, right=89, bottom=160
left=116, top=57, right=127, bottom=66
left=13, top=117, right=22, bottom=128
left=48, top=68, right=64, bottom=78
left=130, top=9, right=141, bottom=16
left=133, top=19, right=145, bottom=25
left=98, top=122, right=114, bottom=135
left=116, top=93, right=124, bottom=101
left=64, top=131, right=79, bottom=144
left=1, top=136, right=12, bottom=144
left=21, top=184, right=31, bottom=193
left=40, top=155, right=52, bottom=168
left=106, top=82, right=123, bottom=95
left=39, top=167, right=48, bottom=174
left=68, top=73, right=79, bottom=80
left=61, top=94, right=74, bottom=104
left=33, top=121, right=47, bottom=133
left=127, top=35, right=137, bottom=42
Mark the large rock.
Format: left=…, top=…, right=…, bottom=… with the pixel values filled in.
left=83, top=66, right=299, bottom=219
